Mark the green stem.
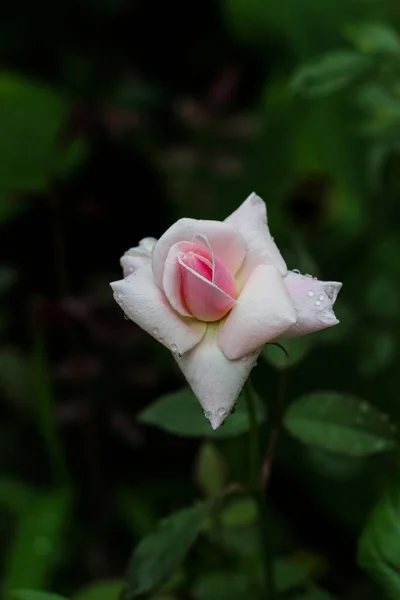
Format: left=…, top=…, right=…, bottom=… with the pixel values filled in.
left=244, top=379, right=275, bottom=599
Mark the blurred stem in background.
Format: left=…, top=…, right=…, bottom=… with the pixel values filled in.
left=245, top=378, right=275, bottom=599
left=32, top=331, right=71, bottom=489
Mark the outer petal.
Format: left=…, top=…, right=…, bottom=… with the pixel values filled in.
left=280, top=271, right=342, bottom=339
left=218, top=264, right=297, bottom=360
left=224, top=192, right=287, bottom=285
left=120, top=237, right=157, bottom=277
left=152, top=218, right=246, bottom=287
left=176, top=324, right=260, bottom=429
left=179, top=255, right=236, bottom=322
left=110, top=267, right=206, bottom=354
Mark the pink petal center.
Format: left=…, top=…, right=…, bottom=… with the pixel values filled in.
left=178, top=244, right=237, bottom=322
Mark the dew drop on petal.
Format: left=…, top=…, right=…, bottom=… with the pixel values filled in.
left=315, top=300, right=321, bottom=306
left=318, top=294, right=324, bottom=301
left=305, top=273, right=313, bottom=278
left=292, top=269, right=301, bottom=274
left=307, top=290, right=315, bottom=297
left=153, top=327, right=159, bottom=335
left=204, top=410, right=212, bottom=420
left=123, top=314, right=129, bottom=320
left=218, top=407, right=227, bottom=417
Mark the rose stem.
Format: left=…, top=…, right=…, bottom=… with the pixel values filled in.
left=244, top=378, right=275, bottom=599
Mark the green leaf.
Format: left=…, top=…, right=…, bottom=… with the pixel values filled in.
left=3, top=490, right=71, bottom=593
left=0, top=73, right=68, bottom=193
left=275, top=559, right=308, bottom=593
left=358, top=487, right=400, bottom=600
left=0, top=478, right=34, bottom=514
left=121, top=503, right=209, bottom=599
left=9, top=592, right=68, bottom=600
left=138, top=388, right=265, bottom=438
left=192, top=571, right=253, bottom=600
left=292, top=50, right=371, bottom=97
left=73, top=581, right=122, bottom=600
left=195, top=443, right=227, bottom=498
left=263, top=338, right=311, bottom=369
left=0, top=197, right=28, bottom=226
left=295, top=586, right=336, bottom=599
left=284, top=392, right=397, bottom=457
left=345, top=22, right=400, bottom=56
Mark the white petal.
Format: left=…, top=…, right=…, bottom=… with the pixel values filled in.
left=110, top=266, right=206, bottom=354
left=224, top=192, right=287, bottom=285
left=218, top=264, right=297, bottom=360
left=177, top=324, right=260, bottom=429
left=152, top=218, right=246, bottom=288
left=120, top=237, right=158, bottom=277
left=280, top=271, right=342, bottom=339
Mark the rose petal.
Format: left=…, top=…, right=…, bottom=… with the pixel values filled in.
left=218, top=264, right=297, bottom=360
left=280, top=271, right=342, bottom=338
left=120, top=237, right=158, bottom=277
left=152, top=218, right=246, bottom=288
left=224, top=193, right=287, bottom=285
left=178, top=255, right=236, bottom=322
left=110, top=266, right=206, bottom=354
left=176, top=324, right=261, bottom=429
left=163, top=241, right=196, bottom=317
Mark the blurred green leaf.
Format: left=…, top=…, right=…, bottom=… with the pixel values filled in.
left=295, top=586, right=336, bottom=599
left=0, top=478, right=34, bottom=514
left=275, top=559, right=308, bottom=593
left=117, top=488, right=158, bottom=537
left=292, top=50, right=371, bottom=97
left=263, top=338, right=311, bottom=369
left=3, top=490, right=71, bottom=593
left=306, top=447, right=366, bottom=480
left=284, top=392, right=397, bottom=456
left=121, top=502, right=209, bottom=599
left=0, top=73, right=68, bottom=193
left=345, top=22, right=400, bottom=55
left=195, top=442, right=227, bottom=498
left=9, top=591, right=68, bottom=600
left=358, top=487, right=400, bottom=600
left=138, top=388, right=265, bottom=438
left=73, top=580, right=122, bottom=600
left=218, top=496, right=257, bottom=528
left=192, top=571, right=254, bottom=600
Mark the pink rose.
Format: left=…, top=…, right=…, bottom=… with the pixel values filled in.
left=111, top=193, right=342, bottom=429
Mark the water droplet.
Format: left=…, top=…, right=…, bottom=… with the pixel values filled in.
left=252, top=361, right=258, bottom=368
left=159, top=336, right=164, bottom=343
left=305, top=273, right=313, bottom=278
left=204, top=410, right=212, bottom=420
left=218, top=407, right=227, bottom=417
left=123, top=314, right=129, bottom=320
left=307, top=290, right=315, bottom=297
left=271, top=236, right=274, bottom=241
left=171, top=343, right=178, bottom=352
left=153, top=327, right=159, bottom=335
left=315, top=300, right=321, bottom=307
left=318, top=294, right=324, bottom=301
left=128, top=266, right=134, bottom=274
left=292, top=269, right=301, bottom=274
left=115, top=292, right=122, bottom=300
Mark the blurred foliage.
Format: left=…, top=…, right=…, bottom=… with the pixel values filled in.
left=1, top=0, right=400, bottom=599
